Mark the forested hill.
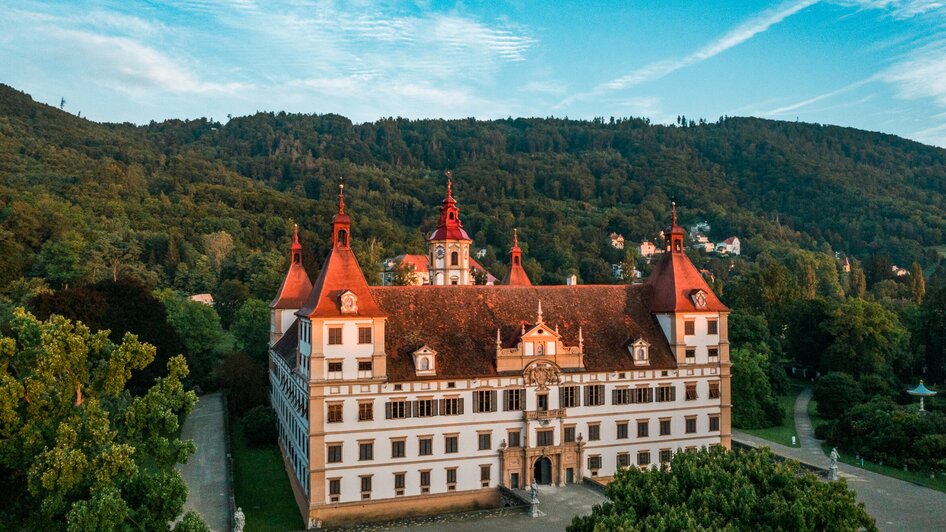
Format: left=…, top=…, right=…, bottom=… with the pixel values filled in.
left=1, top=82, right=945, bottom=293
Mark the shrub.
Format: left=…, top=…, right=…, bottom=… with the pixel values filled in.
left=243, top=406, right=277, bottom=447
left=814, top=372, right=863, bottom=419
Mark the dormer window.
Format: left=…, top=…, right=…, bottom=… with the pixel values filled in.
left=691, top=289, right=707, bottom=309
left=340, top=290, right=358, bottom=314
left=629, top=339, right=650, bottom=366
left=413, top=345, right=437, bottom=376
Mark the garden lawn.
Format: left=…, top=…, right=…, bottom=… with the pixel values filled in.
left=231, top=417, right=304, bottom=531
left=823, top=443, right=946, bottom=494
left=741, top=381, right=806, bottom=448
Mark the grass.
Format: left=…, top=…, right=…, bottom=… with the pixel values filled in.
left=822, top=442, right=946, bottom=494
left=231, top=417, right=305, bottom=532
left=741, top=381, right=807, bottom=448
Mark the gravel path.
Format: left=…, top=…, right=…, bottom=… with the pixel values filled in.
left=177, top=392, right=231, bottom=532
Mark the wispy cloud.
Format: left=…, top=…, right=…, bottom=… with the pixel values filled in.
left=834, top=0, right=946, bottom=18
left=558, top=0, right=818, bottom=108
left=761, top=76, right=877, bottom=115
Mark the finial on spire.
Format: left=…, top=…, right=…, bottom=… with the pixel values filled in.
left=513, top=228, right=519, bottom=247
left=445, top=170, right=453, bottom=198
left=537, top=300, right=543, bottom=323
left=338, top=182, right=345, bottom=214
left=496, top=327, right=501, bottom=347
left=293, top=223, right=300, bottom=244
left=579, top=326, right=584, bottom=350
left=671, top=200, right=677, bottom=226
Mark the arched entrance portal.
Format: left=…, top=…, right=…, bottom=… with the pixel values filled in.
left=533, top=456, right=552, bottom=485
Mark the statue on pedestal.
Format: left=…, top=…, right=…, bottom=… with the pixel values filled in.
left=233, top=507, right=245, bottom=532
left=828, top=447, right=840, bottom=481
left=530, top=483, right=540, bottom=518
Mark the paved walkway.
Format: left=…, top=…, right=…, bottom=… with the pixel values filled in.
left=734, top=386, right=946, bottom=531
left=397, top=483, right=607, bottom=531
left=177, top=393, right=231, bottom=532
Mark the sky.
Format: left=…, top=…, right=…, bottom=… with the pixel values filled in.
left=2, top=1, right=946, bottom=146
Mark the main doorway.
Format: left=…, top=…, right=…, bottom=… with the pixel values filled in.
left=533, top=456, right=552, bottom=485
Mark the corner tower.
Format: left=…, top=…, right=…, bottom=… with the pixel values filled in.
left=646, top=201, right=732, bottom=447
left=427, top=173, right=473, bottom=285
left=271, top=224, right=312, bottom=345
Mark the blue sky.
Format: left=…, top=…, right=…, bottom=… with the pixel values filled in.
left=3, top=1, right=946, bottom=146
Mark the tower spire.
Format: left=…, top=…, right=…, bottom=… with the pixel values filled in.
left=501, top=228, right=531, bottom=286
left=671, top=200, right=677, bottom=226
left=338, top=182, right=345, bottom=214
left=536, top=300, right=543, bottom=323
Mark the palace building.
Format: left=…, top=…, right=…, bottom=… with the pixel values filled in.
left=269, top=182, right=732, bottom=528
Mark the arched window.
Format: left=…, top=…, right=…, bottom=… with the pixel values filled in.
left=420, top=357, right=430, bottom=370
left=293, top=252, right=300, bottom=264
left=514, top=256, right=520, bottom=265
left=449, top=212, right=455, bottom=220
left=451, top=251, right=459, bottom=266
left=637, top=348, right=646, bottom=361
left=337, top=230, right=348, bottom=247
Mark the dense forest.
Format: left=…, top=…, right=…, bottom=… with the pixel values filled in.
left=2, top=83, right=946, bottom=518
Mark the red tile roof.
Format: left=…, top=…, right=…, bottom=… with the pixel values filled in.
left=646, top=248, right=729, bottom=313
left=501, top=229, right=532, bottom=286
left=271, top=228, right=313, bottom=309
left=298, top=247, right=386, bottom=318
left=370, top=285, right=676, bottom=381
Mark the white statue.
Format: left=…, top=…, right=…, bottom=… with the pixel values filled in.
left=233, top=507, right=245, bottom=532
left=828, top=448, right=840, bottom=481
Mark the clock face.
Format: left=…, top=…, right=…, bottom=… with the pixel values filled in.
left=436, top=246, right=445, bottom=258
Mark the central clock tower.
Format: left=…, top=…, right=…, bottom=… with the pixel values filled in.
left=427, top=175, right=472, bottom=285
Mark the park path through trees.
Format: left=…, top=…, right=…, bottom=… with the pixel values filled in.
left=735, top=386, right=946, bottom=530
left=177, top=393, right=232, bottom=532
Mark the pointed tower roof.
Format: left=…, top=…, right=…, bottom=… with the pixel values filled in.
left=428, top=172, right=471, bottom=241
left=501, top=229, right=532, bottom=286
left=646, top=202, right=729, bottom=313
left=271, top=224, right=313, bottom=309
left=297, top=184, right=385, bottom=319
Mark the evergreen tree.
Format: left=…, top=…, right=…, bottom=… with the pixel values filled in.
left=911, top=261, right=925, bottom=304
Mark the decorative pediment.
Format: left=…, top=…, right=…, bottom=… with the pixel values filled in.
left=339, top=290, right=358, bottom=314
left=524, top=361, right=561, bottom=391
left=412, top=345, right=437, bottom=376
left=628, top=338, right=651, bottom=366
left=690, top=289, right=707, bottom=309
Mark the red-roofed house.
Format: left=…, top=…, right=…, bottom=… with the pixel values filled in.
left=269, top=193, right=731, bottom=528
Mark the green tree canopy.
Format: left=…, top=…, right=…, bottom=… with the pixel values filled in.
left=568, top=447, right=875, bottom=532
left=231, top=298, right=270, bottom=362
left=731, top=346, right=783, bottom=428
left=0, top=309, right=207, bottom=530
left=813, top=372, right=864, bottom=420
left=821, top=298, right=909, bottom=377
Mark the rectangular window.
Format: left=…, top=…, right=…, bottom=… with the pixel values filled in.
left=420, top=470, right=431, bottom=493
left=358, top=402, right=373, bottom=421
left=685, top=383, right=698, bottom=401
left=386, top=400, right=410, bottom=419
left=360, top=476, right=372, bottom=498
left=707, top=319, right=718, bottom=335
left=588, top=423, right=600, bottom=441
left=359, top=442, right=373, bottom=461
left=685, top=417, right=697, bottom=434
left=480, top=465, right=491, bottom=486
left=327, top=444, right=342, bottom=464
left=414, top=399, right=435, bottom=417
left=536, top=429, right=554, bottom=446
left=637, top=420, right=649, bottom=438
left=656, top=385, right=676, bottom=402
left=418, top=437, right=433, bottom=456
left=391, top=439, right=405, bottom=458
left=588, top=455, right=602, bottom=470
left=508, top=430, right=521, bottom=448
left=684, top=320, right=695, bottom=335
left=440, top=397, right=462, bottom=415
left=617, top=421, right=629, bottom=439
left=709, top=415, right=720, bottom=432
left=559, top=385, right=580, bottom=408
left=327, top=403, right=343, bottom=423
left=537, top=393, right=549, bottom=411
left=394, top=472, right=405, bottom=491
left=617, top=452, right=630, bottom=468
left=659, top=449, right=672, bottom=463
left=585, top=384, right=604, bottom=406
left=445, top=435, right=459, bottom=454
left=478, top=433, right=492, bottom=451
left=358, top=326, right=372, bottom=344
left=708, top=347, right=719, bottom=360
left=504, top=389, right=522, bottom=411
left=632, top=387, right=654, bottom=403
left=446, top=468, right=457, bottom=489
left=709, top=381, right=721, bottom=399
left=659, top=419, right=671, bottom=436
left=473, top=390, right=496, bottom=413
left=638, top=450, right=651, bottom=466
left=612, top=388, right=630, bottom=405
left=685, top=348, right=696, bottom=360
left=328, top=327, right=343, bottom=345
left=329, top=478, right=340, bottom=497
left=358, top=360, right=372, bottom=372
left=328, top=361, right=342, bottom=373
left=563, top=426, right=575, bottom=443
